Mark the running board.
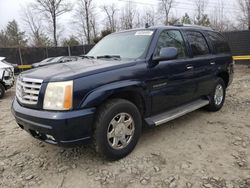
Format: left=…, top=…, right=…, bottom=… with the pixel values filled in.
left=145, top=99, right=209, bottom=126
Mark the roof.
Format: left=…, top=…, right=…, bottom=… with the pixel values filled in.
left=149, top=24, right=213, bottom=31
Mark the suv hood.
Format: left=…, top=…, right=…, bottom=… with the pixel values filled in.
left=21, top=59, right=136, bottom=82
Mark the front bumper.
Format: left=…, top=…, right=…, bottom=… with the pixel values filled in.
left=12, top=98, right=96, bottom=146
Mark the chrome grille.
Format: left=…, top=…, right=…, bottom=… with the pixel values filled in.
left=16, top=77, right=43, bottom=105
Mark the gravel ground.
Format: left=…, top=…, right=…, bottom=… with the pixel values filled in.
left=0, top=65, right=250, bottom=188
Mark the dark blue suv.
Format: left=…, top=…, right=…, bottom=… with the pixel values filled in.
left=12, top=25, right=234, bottom=159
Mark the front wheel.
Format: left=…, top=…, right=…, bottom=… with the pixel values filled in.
left=205, top=78, right=226, bottom=112
left=93, top=99, right=142, bottom=160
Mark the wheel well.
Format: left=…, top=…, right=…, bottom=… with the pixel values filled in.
left=217, top=72, right=229, bottom=87
left=106, top=91, right=145, bottom=115
left=0, top=81, right=6, bottom=90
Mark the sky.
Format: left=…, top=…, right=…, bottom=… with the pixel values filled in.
left=0, top=0, right=240, bottom=40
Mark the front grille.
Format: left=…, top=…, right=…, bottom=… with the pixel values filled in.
left=16, top=77, right=43, bottom=105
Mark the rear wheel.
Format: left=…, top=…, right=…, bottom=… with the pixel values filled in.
left=205, top=78, right=226, bottom=112
left=93, top=99, right=142, bottom=160
left=0, top=83, right=5, bottom=99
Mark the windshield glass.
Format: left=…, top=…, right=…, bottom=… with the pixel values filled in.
left=87, top=30, right=154, bottom=59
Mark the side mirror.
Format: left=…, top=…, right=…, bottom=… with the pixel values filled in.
left=153, top=47, right=178, bottom=63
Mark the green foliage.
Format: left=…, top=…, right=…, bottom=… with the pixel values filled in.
left=62, top=36, right=80, bottom=47
left=194, top=14, right=211, bottom=27
left=32, top=31, right=52, bottom=47
left=0, top=20, right=27, bottom=48
left=181, top=13, right=192, bottom=24
left=93, top=29, right=113, bottom=44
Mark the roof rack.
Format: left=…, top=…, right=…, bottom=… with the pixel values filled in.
left=172, top=23, right=213, bottom=30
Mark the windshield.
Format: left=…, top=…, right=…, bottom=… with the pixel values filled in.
left=87, top=30, right=154, bottom=60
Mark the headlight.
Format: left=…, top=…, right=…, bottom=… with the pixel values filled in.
left=43, top=81, right=73, bottom=110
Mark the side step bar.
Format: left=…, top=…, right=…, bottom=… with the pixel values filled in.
left=145, top=99, right=209, bottom=126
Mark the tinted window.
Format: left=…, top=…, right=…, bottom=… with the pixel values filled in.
left=154, top=30, right=187, bottom=58
left=186, top=31, right=210, bottom=57
left=206, top=31, right=230, bottom=54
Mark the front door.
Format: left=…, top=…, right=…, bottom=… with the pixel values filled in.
left=147, top=29, right=196, bottom=115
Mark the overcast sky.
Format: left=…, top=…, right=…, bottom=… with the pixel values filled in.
left=0, top=0, right=240, bottom=39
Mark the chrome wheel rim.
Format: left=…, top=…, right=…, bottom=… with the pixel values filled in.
left=107, top=113, right=135, bottom=150
left=214, top=84, right=224, bottom=105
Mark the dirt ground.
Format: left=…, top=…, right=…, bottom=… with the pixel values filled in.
left=0, top=65, right=249, bottom=188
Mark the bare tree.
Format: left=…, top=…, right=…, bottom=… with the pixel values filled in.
left=22, top=7, right=51, bottom=47
left=158, top=0, right=175, bottom=25
left=75, top=0, right=96, bottom=44
left=193, top=0, right=210, bottom=26
left=120, top=1, right=137, bottom=30
left=194, top=0, right=205, bottom=23
left=142, top=8, right=155, bottom=27
left=102, top=4, right=118, bottom=32
left=33, top=0, right=72, bottom=46
left=210, top=0, right=228, bottom=31
left=238, top=0, right=250, bottom=30
left=90, top=14, right=98, bottom=39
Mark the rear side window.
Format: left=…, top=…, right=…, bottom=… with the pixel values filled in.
left=186, top=31, right=210, bottom=57
left=154, top=30, right=187, bottom=58
left=206, top=31, right=231, bottom=54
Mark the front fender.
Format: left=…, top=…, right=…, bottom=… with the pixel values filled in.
left=79, top=80, right=146, bottom=108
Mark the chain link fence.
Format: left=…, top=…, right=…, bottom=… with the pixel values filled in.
left=0, top=45, right=94, bottom=65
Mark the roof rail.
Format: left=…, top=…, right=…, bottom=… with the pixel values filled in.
left=172, top=23, right=213, bottom=30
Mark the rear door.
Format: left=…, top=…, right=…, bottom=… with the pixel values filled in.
left=205, top=31, right=232, bottom=75
left=184, top=30, right=214, bottom=99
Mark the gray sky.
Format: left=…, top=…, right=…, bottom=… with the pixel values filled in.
left=0, top=0, right=240, bottom=39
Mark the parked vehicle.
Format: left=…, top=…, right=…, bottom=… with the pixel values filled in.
left=12, top=25, right=234, bottom=159
left=32, top=56, right=79, bottom=68
left=0, top=57, right=14, bottom=98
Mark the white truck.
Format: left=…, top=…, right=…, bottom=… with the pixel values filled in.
left=0, top=57, right=14, bottom=98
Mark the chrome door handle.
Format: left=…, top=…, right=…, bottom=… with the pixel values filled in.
left=186, top=66, right=194, bottom=70
left=210, top=62, right=216, bottom=65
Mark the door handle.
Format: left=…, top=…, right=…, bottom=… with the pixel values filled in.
left=210, top=62, right=216, bottom=65
left=186, top=65, right=194, bottom=70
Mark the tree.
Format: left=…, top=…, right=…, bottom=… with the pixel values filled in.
left=0, top=20, right=27, bottom=47
left=62, top=36, right=80, bottom=46
left=102, top=4, right=118, bottom=32
left=142, top=8, right=156, bottom=27
left=210, top=0, right=228, bottom=31
left=237, top=0, right=250, bottom=30
left=93, top=29, right=112, bottom=44
left=0, top=31, right=8, bottom=48
left=33, top=0, right=72, bottom=47
left=75, top=0, right=96, bottom=44
left=181, top=13, right=192, bottom=24
left=158, top=0, right=175, bottom=25
left=194, top=0, right=210, bottom=26
left=22, top=7, right=51, bottom=47
left=120, top=2, right=137, bottom=30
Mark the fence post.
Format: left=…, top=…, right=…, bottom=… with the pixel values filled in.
left=46, top=46, right=49, bottom=58
left=18, top=47, right=24, bottom=72
left=83, top=45, right=86, bottom=55
left=68, top=46, right=71, bottom=56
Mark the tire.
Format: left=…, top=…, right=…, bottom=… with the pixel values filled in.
left=205, top=78, right=226, bottom=112
left=0, top=83, right=5, bottom=99
left=93, top=99, right=142, bottom=160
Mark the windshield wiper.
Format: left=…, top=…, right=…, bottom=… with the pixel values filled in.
left=81, top=55, right=95, bottom=59
left=97, top=55, right=121, bottom=60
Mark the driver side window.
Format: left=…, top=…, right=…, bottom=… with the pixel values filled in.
left=154, top=30, right=187, bottom=58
